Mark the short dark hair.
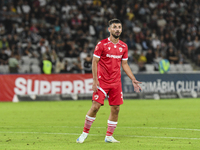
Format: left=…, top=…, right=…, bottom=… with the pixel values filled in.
left=108, top=19, right=122, bottom=26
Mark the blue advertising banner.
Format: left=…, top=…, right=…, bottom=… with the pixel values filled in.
left=122, top=73, right=200, bottom=93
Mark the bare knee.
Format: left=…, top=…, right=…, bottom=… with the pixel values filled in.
left=91, top=102, right=101, bottom=113
left=87, top=101, right=101, bottom=117
left=111, top=106, right=120, bottom=115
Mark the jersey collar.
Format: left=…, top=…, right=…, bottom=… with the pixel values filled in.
left=108, top=37, right=119, bottom=45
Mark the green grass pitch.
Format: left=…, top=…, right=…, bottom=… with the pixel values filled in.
left=0, top=99, right=200, bottom=150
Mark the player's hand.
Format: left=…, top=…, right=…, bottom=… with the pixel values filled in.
left=132, top=79, right=142, bottom=93
left=92, top=80, right=99, bottom=93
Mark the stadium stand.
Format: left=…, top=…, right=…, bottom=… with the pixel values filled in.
left=129, top=63, right=139, bottom=74
left=0, top=65, right=9, bottom=74
left=31, top=64, right=41, bottom=73
left=168, top=64, right=177, bottom=73
left=18, top=65, right=30, bottom=73
left=145, top=64, right=155, bottom=73
left=30, top=58, right=40, bottom=66
left=4, top=65, right=9, bottom=73
left=0, top=65, right=5, bottom=74
left=21, top=56, right=32, bottom=65
left=0, top=0, right=199, bottom=74
left=183, top=63, right=193, bottom=72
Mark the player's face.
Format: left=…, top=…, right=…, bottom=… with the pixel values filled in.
left=109, top=23, right=122, bottom=39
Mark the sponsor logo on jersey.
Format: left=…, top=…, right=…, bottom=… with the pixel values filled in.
left=106, top=54, right=122, bottom=59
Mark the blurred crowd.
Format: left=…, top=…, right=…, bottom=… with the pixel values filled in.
left=0, top=0, right=200, bottom=74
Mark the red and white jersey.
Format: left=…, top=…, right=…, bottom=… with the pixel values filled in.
left=93, top=37, right=128, bottom=84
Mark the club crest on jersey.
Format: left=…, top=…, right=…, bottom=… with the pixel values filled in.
left=94, top=95, right=99, bottom=100
left=108, top=47, right=111, bottom=50
left=119, top=47, right=123, bottom=52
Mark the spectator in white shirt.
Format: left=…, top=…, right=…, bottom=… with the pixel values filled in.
left=61, top=2, right=71, bottom=15
left=149, top=0, right=158, bottom=10
left=152, top=36, right=161, bottom=50
left=157, top=15, right=167, bottom=27
left=22, top=1, right=31, bottom=14
left=193, top=36, right=200, bottom=49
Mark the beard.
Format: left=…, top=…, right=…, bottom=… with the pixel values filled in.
left=112, top=32, right=121, bottom=39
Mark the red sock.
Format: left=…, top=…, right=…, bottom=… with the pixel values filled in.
left=83, top=115, right=95, bottom=133
left=106, top=120, right=117, bottom=136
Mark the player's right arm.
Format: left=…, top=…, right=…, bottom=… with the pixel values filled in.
left=92, top=56, right=100, bottom=92
left=92, top=41, right=103, bottom=92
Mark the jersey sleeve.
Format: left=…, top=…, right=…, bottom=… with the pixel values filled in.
left=122, top=44, right=128, bottom=60
left=93, top=42, right=103, bottom=58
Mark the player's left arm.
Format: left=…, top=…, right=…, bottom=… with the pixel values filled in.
left=121, top=60, right=142, bottom=92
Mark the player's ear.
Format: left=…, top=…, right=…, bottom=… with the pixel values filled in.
left=108, top=27, right=110, bottom=33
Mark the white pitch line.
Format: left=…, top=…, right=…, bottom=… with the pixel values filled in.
left=0, top=131, right=200, bottom=140
left=76, top=126, right=200, bottom=131
left=0, top=126, right=200, bottom=131
left=119, top=127, right=200, bottom=132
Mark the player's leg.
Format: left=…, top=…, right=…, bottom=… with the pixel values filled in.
left=105, top=84, right=123, bottom=143
left=86, top=100, right=102, bottom=117
left=81, top=101, right=101, bottom=135
left=76, top=89, right=106, bottom=143
left=108, top=105, right=120, bottom=122
left=105, top=105, right=120, bottom=143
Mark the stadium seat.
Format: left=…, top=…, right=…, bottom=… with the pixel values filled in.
left=128, top=50, right=134, bottom=57
left=4, top=65, right=9, bottom=73
left=168, top=64, right=177, bottom=73
left=18, top=59, right=23, bottom=65
left=0, top=65, right=5, bottom=74
left=142, top=51, right=147, bottom=56
left=63, top=57, right=74, bottom=67
left=176, top=64, right=184, bottom=73
left=63, top=57, right=72, bottom=63
left=135, top=43, right=142, bottom=51
left=18, top=65, right=30, bottom=73
left=129, top=63, right=139, bottom=73
left=21, top=56, right=31, bottom=65
left=30, top=58, right=40, bottom=65
left=183, top=64, right=193, bottom=72
left=31, top=65, right=41, bottom=74
left=0, top=65, right=9, bottom=74
left=145, top=64, right=155, bottom=73
left=72, top=58, right=78, bottom=62
left=31, top=44, right=38, bottom=50
left=21, top=43, right=28, bottom=48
